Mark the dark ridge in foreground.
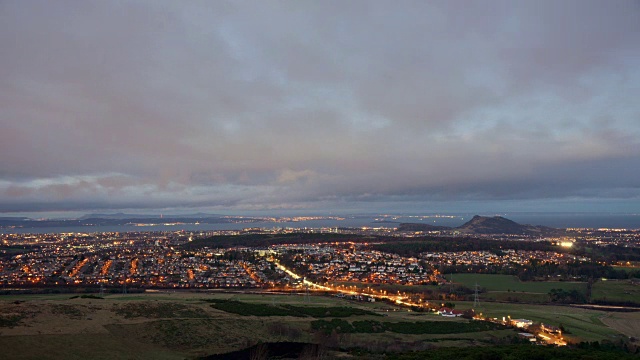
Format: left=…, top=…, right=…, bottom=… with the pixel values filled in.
left=201, top=342, right=321, bottom=360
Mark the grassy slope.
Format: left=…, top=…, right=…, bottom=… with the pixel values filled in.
left=456, top=301, right=622, bottom=342
left=0, top=292, right=631, bottom=359
left=0, top=334, right=184, bottom=360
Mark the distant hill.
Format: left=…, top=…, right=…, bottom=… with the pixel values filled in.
left=0, top=214, right=252, bottom=229
left=397, top=215, right=561, bottom=236
left=455, top=215, right=559, bottom=235
left=78, top=212, right=219, bottom=220
left=397, top=223, right=452, bottom=232
left=78, top=213, right=151, bottom=220
left=0, top=217, right=30, bottom=221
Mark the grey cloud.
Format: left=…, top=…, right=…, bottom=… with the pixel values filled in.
left=0, top=0, right=639, bottom=213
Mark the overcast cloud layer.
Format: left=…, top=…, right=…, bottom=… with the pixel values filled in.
left=1, top=0, right=639, bottom=215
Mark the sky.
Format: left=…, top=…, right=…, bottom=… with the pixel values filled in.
left=1, top=0, right=639, bottom=217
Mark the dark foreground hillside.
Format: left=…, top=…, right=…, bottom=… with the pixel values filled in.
left=1, top=292, right=638, bottom=359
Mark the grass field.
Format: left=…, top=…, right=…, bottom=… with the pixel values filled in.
left=591, top=279, right=640, bottom=304
left=481, top=291, right=551, bottom=303
left=449, top=274, right=588, bottom=304
left=612, top=266, right=640, bottom=273
left=0, top=291, right=518, bottom=359
left=0, top=291, right=633, bottom=358
left=454, top=301, right=623, bottom=343
left=329, top=277, right=584, bottom=304
left=329, top=275, right=588, bottom=304
left=451, top=274, right=588, bottom=294
left=0, top=333, right=184, bottom=360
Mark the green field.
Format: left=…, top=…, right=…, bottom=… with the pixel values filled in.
left=451, top=273, right=587, bottom=294
left=333, top=275, right=588, bottom=304
left=591, top=279, right=640, bottom=304
left=455, top=301, right=622, bottom=342
left=614, top=267, right=639, bottom=273
left=481, top=291, right=551, bottom=303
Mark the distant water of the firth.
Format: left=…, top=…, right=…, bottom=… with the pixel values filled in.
left=1, top=213, right=639, bottom=234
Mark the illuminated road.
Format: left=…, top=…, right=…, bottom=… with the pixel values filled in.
left=271, top=259, right=422, bottom=307
left=272, top=260, right=332, bottom=291
left=270, top=258, right=566, bottom=346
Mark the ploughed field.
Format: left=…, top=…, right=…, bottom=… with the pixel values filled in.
left=0, top=291, right=634, bottom=359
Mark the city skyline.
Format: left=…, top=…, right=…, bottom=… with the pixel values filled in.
left=1, top=1, right=639, bottom=216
